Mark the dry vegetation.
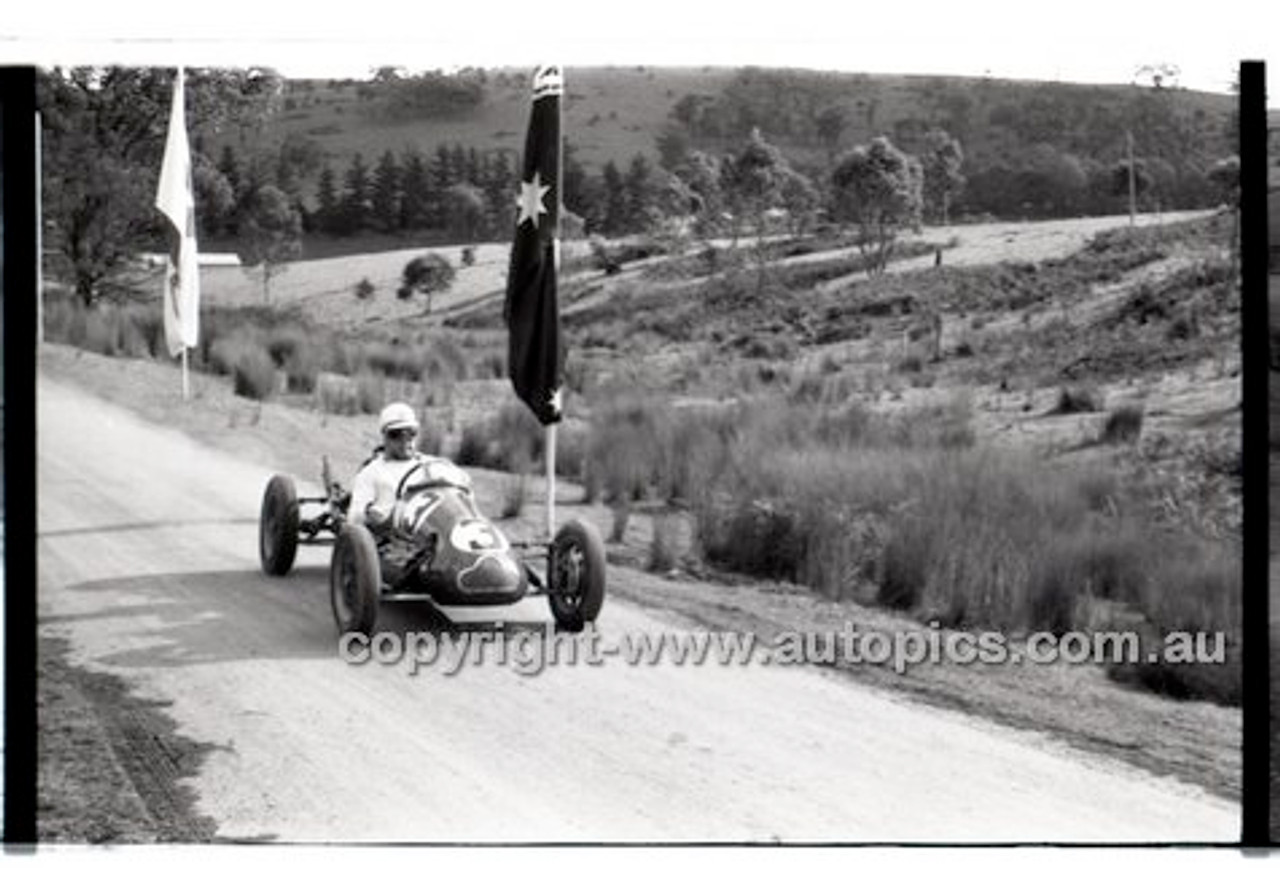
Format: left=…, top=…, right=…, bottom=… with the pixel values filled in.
left=43, top=211, right=1242, bottom=707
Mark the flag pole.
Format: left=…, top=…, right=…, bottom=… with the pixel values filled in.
left=182, top=347, right=190, bottom=400
left=546, top=64, right=563, bottom=542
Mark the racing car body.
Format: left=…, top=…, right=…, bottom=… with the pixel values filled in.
left=258, top=453, right=605, bottom=636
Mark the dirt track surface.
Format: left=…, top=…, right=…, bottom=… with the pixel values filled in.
left=38, top=376, right=1238, bottom=843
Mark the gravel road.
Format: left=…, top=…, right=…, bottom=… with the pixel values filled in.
left=38, top=376, right=1238, bottom=842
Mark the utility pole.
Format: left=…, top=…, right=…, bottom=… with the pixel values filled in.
left=1126, top=129, right=1137, bottom=227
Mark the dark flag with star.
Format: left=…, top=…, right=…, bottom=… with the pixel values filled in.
left=504, top=64, right=565, bottom=426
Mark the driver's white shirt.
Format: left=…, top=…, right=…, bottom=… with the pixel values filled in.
left=348, top=454, right=420, bottom=527
left=348, top=452, right=472, bottom=527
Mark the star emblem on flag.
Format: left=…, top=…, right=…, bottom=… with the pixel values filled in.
left=517, top=169, right=550, bottom=228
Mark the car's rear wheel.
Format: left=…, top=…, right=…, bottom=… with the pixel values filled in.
left=259, top=475, right=299, bottom=576
left=548, top=519, right=606, bottom=632
left=330, top=523, right=381, bottom=636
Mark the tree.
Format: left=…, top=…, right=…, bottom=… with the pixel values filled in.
left=38, top=66, right=282, bottom=305
left=396, top=252, right=455, bottom=314
left=830, top=137, right=923, bottom=277
left=922, top=129, right=965, bottom=225
left=217, top=144, right=242, bottom=201
left=1110, top=158, right=1153, bottom=212
left=441, top=182, right=487, bottom=241
left=338, top=153, right=371, bottom=234
left=623, top=154, right=658, bottom=233
left=815, top=106, right=849, bottom=163
left=674, top=150, right=725, bottom=238
left=238, top=184, right=303, bottom=304
left=600, top=160, right=628, bottom=235
left=192, top=157, right=236, bottom=238
left=482, top=151, right=514, bottom=236
left=1209, top=155, right=1241, bottom=267
left=655, top=125, right=691, bottom=172
left=314, top=164, right=340, bottom=234
left=720, top=129, right=799, bottom=289
left=370, top=150, right=402, bottom=232
left=276, top=133, right=325, bottom=198
left=1208, top=155, right=1240, bottom=207
left=1134, top=63, right=1181, bottom=90
left=399, top=149, right=432, bottom=231
left=778, top=167, right=820, bottom=237
left=721, top=128, right=792, bottom=250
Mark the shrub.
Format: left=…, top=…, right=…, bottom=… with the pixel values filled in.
left=894, top=353, right=924, bottom=374
left=265, top=326, right=308, bottom=368
left=500, top=473, right=526, bottom=519
left=1052, top=385, right=1103, bottom=415
left=609, top=497, right=632, bottom=543
left=1110, top=539, right=1241, bottom=706
left=875, top=451, right=1091, bottom=628
left=316, top=373, right=361, bottom=416
left=354, top=277, right=376, bottom=300
left=1101, top=405, right=1144, bottom=444
left=490, top=403, right=542, bottom=471
left=354, top=369, right=385, bottom=413
left=83, top=310, right=121, bottom=356
left=455, top=422, right=490, bottom=467
left=584, top=392, right=671, bottom=504
left=233, top=344, right=277, bottom=400
left=416, top=414, right=447, bottom=455
left=648, top=513, right=679, bottom=572
left=284, top=345, right=319, bottom=393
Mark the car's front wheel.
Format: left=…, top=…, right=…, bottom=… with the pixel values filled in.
left=547, top=519, right=606, bottom=632
left=259, top=475, right=299, bottom=576
left=330, top=523, right=381, bottom=636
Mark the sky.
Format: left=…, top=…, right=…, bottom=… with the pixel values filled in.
left=0, top=1, right=1275, bottom=96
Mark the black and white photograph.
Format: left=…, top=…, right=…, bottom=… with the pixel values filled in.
left=1, top=2, right=1276, bottom=861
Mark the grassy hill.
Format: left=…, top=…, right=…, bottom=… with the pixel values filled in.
left=41, top=209, right=1243, bottom=712
left=250, top=65, right=1236, bottom=190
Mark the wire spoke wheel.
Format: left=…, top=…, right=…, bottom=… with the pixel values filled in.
left=259, top=475, right=299, bottom=576
left=330, top=524, right=380, bottom=636
left=547, top=519, right=606, bottom=632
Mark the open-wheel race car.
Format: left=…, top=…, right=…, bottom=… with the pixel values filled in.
left=257, top=455, right=606, bottom=635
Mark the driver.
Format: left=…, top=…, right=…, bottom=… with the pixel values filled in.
left=348, top=402, right=468, bottom=531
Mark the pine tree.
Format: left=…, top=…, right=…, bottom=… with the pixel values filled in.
left=399, top=149, right=431, bottom=231
left=601, top=160, right=627, bottom=235
left=370, top=149, right=402, bottom=232
left=449, top=143, right=468, bottom=186
left=624, top=154, right=656, bottom=233
left=315, top=164, right=339, bottom=235
left=428, top=144, right=453, bottom=226
left=339, top=153, right=370, bottom=235
left=483, top=151, right=514, bottom=236
left=218, top=144, right=242, bottom=198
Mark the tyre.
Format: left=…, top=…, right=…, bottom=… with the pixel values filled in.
left=548, top=519, right=606, bottom=632
left=259, top=474, right=299, bottom=576
left=330, top=523, right=381, bottom=636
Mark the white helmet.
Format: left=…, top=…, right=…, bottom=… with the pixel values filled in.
left=378, top=402, right=419, bottom=433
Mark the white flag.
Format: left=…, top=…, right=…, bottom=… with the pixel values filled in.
left=155, top=67, right=200, bottom=357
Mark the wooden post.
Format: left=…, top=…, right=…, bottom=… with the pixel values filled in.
left=1127, top=130, right=1137, bottom=227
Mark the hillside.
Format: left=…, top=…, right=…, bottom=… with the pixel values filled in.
left=250, top=66, right=1235, bottom=210
left=40, top=209, right=1243, bottom=720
